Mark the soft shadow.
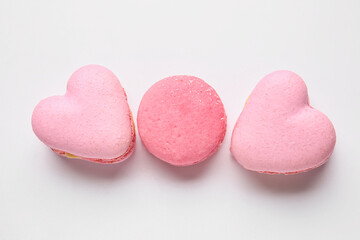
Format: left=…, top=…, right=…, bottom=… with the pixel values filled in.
left=144, top=143, right=219, bottom=181
left=53, top=149, right=137, bottom=180
left=233, top=153, right=335, bottom=194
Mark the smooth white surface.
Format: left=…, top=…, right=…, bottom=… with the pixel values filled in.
left=1, top=0, right=359, bottom=239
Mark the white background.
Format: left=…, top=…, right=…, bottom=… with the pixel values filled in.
left=1, top=0, right=359, bottom=239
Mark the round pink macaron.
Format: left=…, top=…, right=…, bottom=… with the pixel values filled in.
left=137, top=75, right=227, bottom=166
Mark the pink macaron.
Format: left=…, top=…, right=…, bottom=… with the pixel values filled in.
left=137, top=75, right=227, bottom=166
left=32, top=65, right=135, bottom=164
left=231, top=70, right=336, bottom=174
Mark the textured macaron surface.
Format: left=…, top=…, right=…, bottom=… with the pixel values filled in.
left=32, top=65, right=134, bottom=161
left=138, top=76, right=227, bottom=166
left=231, top=70, right=336, bottom=174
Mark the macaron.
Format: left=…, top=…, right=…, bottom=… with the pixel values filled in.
left=32, top=65, right=135, bottom=164
left=137, top=75, right=227, bottom=166
left=231, top=70, right=336, bottom=174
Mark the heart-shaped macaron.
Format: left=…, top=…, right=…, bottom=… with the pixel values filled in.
left=231, top=70, right=336, bottom=174
left=32, top=65, right=135, bottom=164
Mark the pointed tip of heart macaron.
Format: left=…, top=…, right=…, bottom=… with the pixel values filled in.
left=231, top=70, right=336, bottom=174
left=32, top=65, right=136, bottom=164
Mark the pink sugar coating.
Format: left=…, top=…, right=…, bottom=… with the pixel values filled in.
left=32, top=65, right=135, bottom=163
left=137, top=75, right=227, bottom=166
left=231, top=70, right=336, bottom=174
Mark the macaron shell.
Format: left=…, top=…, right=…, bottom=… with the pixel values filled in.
left=32, top=65, right=135, bottom=162
left=51, top=114, right=136, bottom=164
left=231, top=70, right=336, bottom=174
left=137, top=75, right=227, bottom=166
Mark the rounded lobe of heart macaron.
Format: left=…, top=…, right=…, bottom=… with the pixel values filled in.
left=32, top=65, right=134, bottom=162
left=231, top=70, right=336, bottom=174
left=137, top=75, right=227, bottom=166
